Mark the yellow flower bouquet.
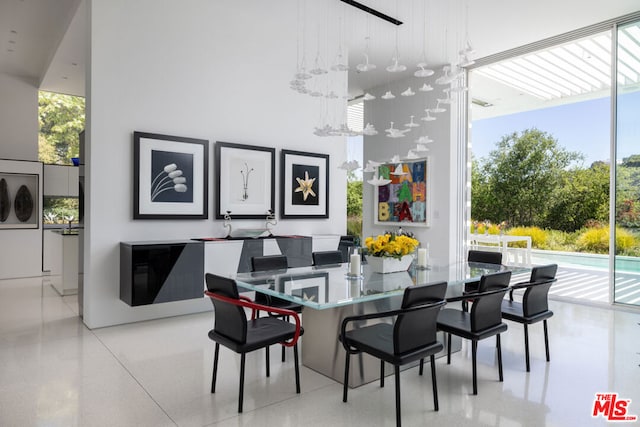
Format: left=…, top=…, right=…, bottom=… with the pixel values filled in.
left=364, top=233, right=419, bottom=260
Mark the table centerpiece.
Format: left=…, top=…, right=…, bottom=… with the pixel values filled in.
left=364, top=231, right=420, bottom=273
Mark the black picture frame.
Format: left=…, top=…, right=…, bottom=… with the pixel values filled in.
left=133, top=131, right=208, bottom=219
left=215, top=141, right=275, bottom=219
left=280, top=149, right=329, bottom=219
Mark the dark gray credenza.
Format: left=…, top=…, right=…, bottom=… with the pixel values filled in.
left=120, top=240, right=204, bottom=306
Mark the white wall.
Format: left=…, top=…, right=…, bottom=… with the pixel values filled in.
left=362, top=70, right=462, bottom=265
left=0, top=74, right=39, bottom=161
left=84, top=0, right=347, bottom=328
left=0, top=74, right=41, bottom=279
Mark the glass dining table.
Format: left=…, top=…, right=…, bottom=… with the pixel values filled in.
left=231, top=261, right=527, bottom=387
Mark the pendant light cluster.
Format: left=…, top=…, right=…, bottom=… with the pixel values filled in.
left=289, top=0, right=477, bottom=183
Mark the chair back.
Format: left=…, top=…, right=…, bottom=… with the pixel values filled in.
left=205, top=273, right=247, bottom=343
left=313, top=250, right=343, bottom=266
left=338, top=240, right=355, bottom=262
left=471, top=271, right=511, bottom=331
left=251, top=255, right=288, bottom=272
left=393, top=282, right=447, bottom=354
left=523, top=264, right=557, bottom=317
left=468, top=250, right=502, bottom=265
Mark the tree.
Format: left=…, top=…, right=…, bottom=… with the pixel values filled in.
left=346, top=177, right=363, bottom=217
left=474, top=128, right=582, bottom=227
left=38, top=91, right=85, bottom=164
left=544, top=162, right=609, bottom=231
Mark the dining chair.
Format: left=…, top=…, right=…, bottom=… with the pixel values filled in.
left=340, top=282, right=447, bottom=427
left=463, top=250, right=504, bottom=311
left=338, top=238, right=355, bottom=262
left=312, top=250, right=343, bottom=266
left=437, top=270, right=511, bottom=395
left=468, top=249, right=503, bottom=265
left=501, top=264, right=558, bottom=372
left=251, top=255, right=303, bottom=362
left=204, top=273, right=303, bottom=413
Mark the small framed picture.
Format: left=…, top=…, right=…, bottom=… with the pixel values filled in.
left=133, top=131, right=208, bottom=219
left=0, top=172, right=39, bottom=229
left=374, top=157, right=430, bottom=227
left=281, top=149, right=329, bottom=219
left=279, top=272, right=329, bottom=304
left=215, top=141, right=275, bottom=219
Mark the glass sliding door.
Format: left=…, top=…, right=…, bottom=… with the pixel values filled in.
left=614, top=20, right=640, bottom=306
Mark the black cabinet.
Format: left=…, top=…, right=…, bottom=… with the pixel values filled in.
left=120, top=241, right=204, bottom=306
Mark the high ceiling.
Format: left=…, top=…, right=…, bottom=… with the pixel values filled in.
left=1, top=0, right=639, bottom=114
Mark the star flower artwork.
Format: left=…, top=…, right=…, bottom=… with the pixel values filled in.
left=293, top=167, right=319, bottom=205
left=374, top=158, right=430, bottom=227
left=281, top=150, right=329, bottom=219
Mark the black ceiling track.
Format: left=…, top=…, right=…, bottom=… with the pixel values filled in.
left=340, top=0, right=403, bottom=26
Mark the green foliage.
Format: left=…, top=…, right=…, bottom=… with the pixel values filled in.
left=622, top=154, right=640, bottom=167
left=506, top=226, right=548, bottom=248
left=346, top=177, right=362, bottom=239
left=472, top=128, right=583, bottom=228
left=346, top=216, right=362, bottom=238
left=543, top=162, right=609, bottom=232
left=43, top=198, right=79, bottom=224
left=38, top=91, right=85, bottom=165
left=346, top=179, right=362, bottom=217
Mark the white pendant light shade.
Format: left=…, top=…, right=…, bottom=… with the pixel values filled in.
left=401, top=87, right=415, bottom=97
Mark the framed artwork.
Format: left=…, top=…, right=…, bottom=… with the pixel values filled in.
left=0, top=172, right=39, bottom=229
left=279, top=272, right=329, bottom=304
left=133, top=131, right=208, bottom=219
left=280, top=149, right=329, bottom=219
left=215, top=141, right=275, bottom=219
left=374, top=157, right=430, bottom=227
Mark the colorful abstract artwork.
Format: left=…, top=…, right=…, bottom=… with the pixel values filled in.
left=374, top=158, right=429, bottom=227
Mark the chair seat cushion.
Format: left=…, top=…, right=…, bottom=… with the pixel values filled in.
left=344, top=323, right=443, bottom=365
left=437, top=308, right=507, bottom=340
left=501, top=300, right=553, bottom=324
left=209, top=317, right=303, bottom=353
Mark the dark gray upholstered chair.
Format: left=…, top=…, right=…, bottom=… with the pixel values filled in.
left=437, top=270, right=511, bottom=395
left=501, top=264, right=557, bottom=371
left=312, top=250, right=343, bottom=266
left=338, top=237, right=355, bottom=262
left=463, top=250, right=504, bottom=311
left=251, top=255, right=303, bottom=362
left=340, top=282, right=447, bottom=427
left=468, top=249, right=503, bottom=265
left=205, top=273, right=303, bottom=413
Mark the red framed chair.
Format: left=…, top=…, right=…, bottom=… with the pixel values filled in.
left=251, top=255, right=303, bottom=362
left=205, top=273, right=303, bottom=413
